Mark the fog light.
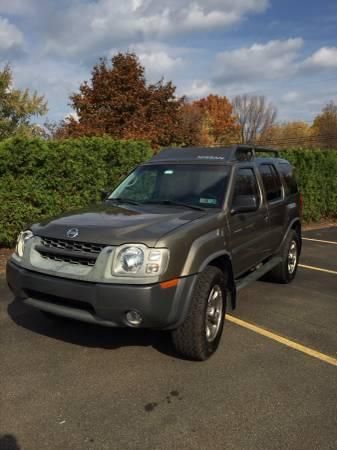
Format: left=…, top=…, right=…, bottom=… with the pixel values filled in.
left=126, top=310, right=143, bottom=326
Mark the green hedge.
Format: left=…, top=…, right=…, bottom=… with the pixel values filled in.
left=0, top=139, right=336, bottom=247
left=0, top=137, right=152, bottom=247
left=280, top=149, right=337, bottom=222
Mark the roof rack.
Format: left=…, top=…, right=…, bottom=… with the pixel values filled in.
left=235, top=145, right=280, bottom=161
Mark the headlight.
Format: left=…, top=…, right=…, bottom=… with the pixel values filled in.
left=112, top=245, right=169, bottom=277
left=15, top=230, right=34, bottom=258
left=116, top=246, right=144, bottom=274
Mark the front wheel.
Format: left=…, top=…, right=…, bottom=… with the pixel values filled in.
left=171, top=266, right=227, bottom=361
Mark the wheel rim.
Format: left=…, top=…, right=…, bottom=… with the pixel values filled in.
left=205, top=285, right=223, bottom=343
left=288, top=240, right=298, bottom=274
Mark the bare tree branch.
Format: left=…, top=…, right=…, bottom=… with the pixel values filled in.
left=232, top=94, right=277, bottom=144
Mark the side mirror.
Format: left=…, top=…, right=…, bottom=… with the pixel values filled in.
left=100, top=190, right=110, bottom=201
left=231, top=195, right=258, bottom=214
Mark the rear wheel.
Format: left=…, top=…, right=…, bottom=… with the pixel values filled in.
left=267, top=230, right=300, bottom=283
left=171, top=266, right=227, bottom=361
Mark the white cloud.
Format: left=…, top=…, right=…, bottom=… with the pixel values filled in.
left=183, top=5, right=239, bottom=29
left=12, top=58, right=87, bottom=121
left=302, top=47, right=337, bottom=69
left=282, top=91, right=301, bottom=103
left=0, top=16, right=24, bottom=52
left=184, top=80, right=212, bottom=98
left=213, top=38, right=304, bottom=84
left=42, top=0, right=270, bottom=59
left=139, top=51, right=182, bottom=74
left=0, top=0, right=35, bottom=15
left=128, top=42, right=183, bottom=80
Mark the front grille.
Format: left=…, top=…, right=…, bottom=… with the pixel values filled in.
left=36, top=237, right=106, bottom=266
left=41, top=237, right=105, bottom=254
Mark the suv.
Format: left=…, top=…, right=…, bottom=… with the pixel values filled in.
left=7, top=146, right=301, bottom=360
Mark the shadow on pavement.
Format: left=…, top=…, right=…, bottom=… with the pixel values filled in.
left=0, top=434, right=21, bottom=450
left=7, top=297, right=179, bottom=359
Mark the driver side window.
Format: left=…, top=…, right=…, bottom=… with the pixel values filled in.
left=232, top=168, right=260, bottom=208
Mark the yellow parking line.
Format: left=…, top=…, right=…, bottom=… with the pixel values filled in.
left=303, top=237, right=337, bottom=245
left=227, top=315, right=337, bottom=367
left=299, top=264, right=337, bottom=275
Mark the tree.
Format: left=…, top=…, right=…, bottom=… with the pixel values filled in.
left=193, top=95, right=239, bottom=145
left=312, top=101, right=337, bottom=148
left=58, top=53, right=184, bottom=147
left=176, top=102, right=204, bottom=147
left=232, top=94, right=277, bottom=144
left=177, top=95, right=239, bottom=146
left=259, top=121, right=313, bottom=148
left=0, top=64, right=47, bottom=140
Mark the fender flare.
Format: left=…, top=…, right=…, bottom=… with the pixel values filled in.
left=199, top=250, right=237, bottom=310
left=278, top=218, right=302, bottom=254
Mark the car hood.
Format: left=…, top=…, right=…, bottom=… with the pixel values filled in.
left=31, top=203, right=206, bottom=247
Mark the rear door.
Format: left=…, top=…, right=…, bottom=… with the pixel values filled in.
left=257, top=163, right=287, bottom=252
left=228, top=165, right=270, bottom=277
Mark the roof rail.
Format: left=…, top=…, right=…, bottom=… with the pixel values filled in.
left=148, top=145, right=281, bottom=164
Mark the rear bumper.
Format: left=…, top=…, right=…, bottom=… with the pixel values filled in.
left=6, top=260, right=197, bottom=330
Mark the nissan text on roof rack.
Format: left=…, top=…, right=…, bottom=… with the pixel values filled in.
left=7, top=146, right=302, bottom=360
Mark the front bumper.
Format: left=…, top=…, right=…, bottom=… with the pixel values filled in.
left=6, top=260, right=197, bottom=330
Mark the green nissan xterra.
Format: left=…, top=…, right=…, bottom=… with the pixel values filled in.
left=7, top=146, right=301, bottom=360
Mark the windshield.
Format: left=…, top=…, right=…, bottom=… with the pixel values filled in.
left=109, top=164, right=230, bottom=209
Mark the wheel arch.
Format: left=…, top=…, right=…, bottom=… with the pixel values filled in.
left=290, top=219, right=302, bottom=254
left=199, top=252, right=236, bottom=310
left=278, top=217, right=302, bottom=255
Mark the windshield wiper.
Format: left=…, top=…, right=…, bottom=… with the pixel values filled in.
left=143, top=200, right=205, bottom=211
left=107, top=197, right=140, bottom=206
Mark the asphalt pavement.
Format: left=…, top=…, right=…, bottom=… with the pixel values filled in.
left=0, top=227, right=336, bottom=450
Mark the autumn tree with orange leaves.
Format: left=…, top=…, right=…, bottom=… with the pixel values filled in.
left=177, top=95, right=239, bottom=146
left=259, top=121, right=313, bottom=148
left=57, top=53, right=184, bottom=147
left=194, top=95, right=239, bottom=145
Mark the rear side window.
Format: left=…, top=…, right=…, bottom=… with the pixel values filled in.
left=259, top=164, right=282, bottom=202
left=279, top=163, right=298, bottom=195
left=233, top=168, right=260, bottom=201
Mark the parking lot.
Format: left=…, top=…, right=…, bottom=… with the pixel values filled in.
left=0, top=227, right=336, bottom=450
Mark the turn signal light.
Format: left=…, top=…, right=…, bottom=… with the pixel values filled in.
left=160, top=278, right=179, bottom=289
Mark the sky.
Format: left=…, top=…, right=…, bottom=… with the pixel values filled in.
left=1, top=0, right=337, bottom=124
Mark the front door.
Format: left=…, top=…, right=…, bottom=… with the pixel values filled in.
left=228, top=166, right=270, bottom=277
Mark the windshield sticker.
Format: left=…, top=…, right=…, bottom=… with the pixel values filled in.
left=200, top=198, right=217, bottom=205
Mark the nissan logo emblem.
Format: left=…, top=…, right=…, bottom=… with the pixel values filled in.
left=66, top=228, right=79, bottom=239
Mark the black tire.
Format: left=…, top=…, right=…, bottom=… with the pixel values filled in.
left=267, top=230, right=300, bottom=284
left=171, top=266, right=227, bottom=361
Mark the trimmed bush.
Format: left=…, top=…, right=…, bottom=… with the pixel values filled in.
left=0, top=138, right=336, bottom=247
left=280, top=149, right=337, bottom=222
left=0, top=137, right=152, bottom=246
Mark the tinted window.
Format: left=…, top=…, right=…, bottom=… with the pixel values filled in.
left=259, top=164, right=282, bottom=202
left=232, top=168, right=260, bottom=204
left=109, top=164, right=230, bottom=209
left=279, top=163, right=298, bottom=195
